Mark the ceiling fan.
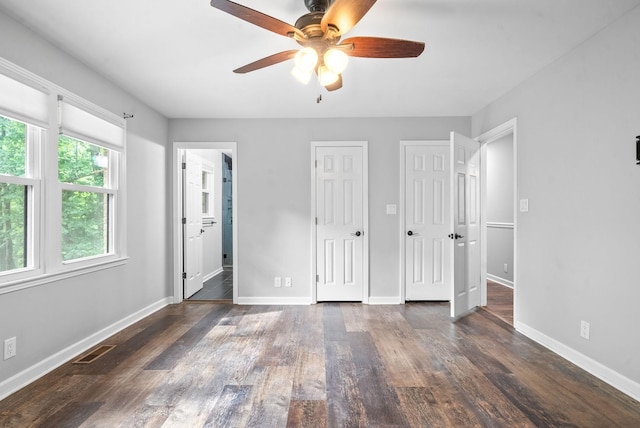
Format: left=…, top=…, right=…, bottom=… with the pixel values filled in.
left=209, top=0, right=425, bottom=91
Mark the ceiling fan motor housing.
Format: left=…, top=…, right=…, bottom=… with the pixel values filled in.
left=295, top=12, right=325, bottom=38
left=304, top=0, right=331, bottom=12
left=296, top=0, right=340, bottom=43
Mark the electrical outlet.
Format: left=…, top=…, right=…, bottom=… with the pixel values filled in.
left=503, top=263, right=508, bottom=273
left=274, top=277, right=282, bottom=287
left=285, top=277, right=292, bottom=287
left=580, top=320, right=590, bottom=340
left=4, top=337, right=16, bottom=360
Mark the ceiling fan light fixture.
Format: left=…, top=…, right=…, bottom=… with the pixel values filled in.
left=291, top=66, right=313, bottom=84
left=210, top=0, right=426, bottom=91
left=318, top=65, right=339, bottom=86
left=294, top=47, right=318, bottom=73
left=324, top=48, right=348, bottom=74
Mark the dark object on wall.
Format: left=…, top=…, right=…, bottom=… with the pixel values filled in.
left=637, top=136, right=640, bottom=165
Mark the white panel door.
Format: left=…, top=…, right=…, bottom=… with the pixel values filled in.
left=184, top=151, right=204, bottom=298
left=450, top=133, right=481, bottom=318
left=405, top=144, right=451, bottom=301
left=316, top=146, right=364, bottom=302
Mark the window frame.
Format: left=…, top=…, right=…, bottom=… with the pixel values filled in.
left=57, top=135, right=119, bottom=265
left=0, top=58, right=127, bottom=293
left=0, top=114, right=44, bottom=282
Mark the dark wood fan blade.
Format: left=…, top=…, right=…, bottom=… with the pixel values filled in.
left=321, top=0, right=377, bottom=36
left=210, top=0, right=302, bottom=38
left=233, top=50, right=299, bottom=74
left=325, top=74, right=343, bottom=91
left=340, top=37, right=425, bottom=58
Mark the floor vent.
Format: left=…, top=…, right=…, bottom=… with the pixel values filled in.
left=73, top=345, right=115, bottom=364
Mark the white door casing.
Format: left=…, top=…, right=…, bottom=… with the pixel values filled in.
left=172, top=142, right=238, bottom=305
left=477, top=117, right=518, bottom=318
left=403, top=142, right=451, bottom=301
left=450, top=132, right=481, bottom=318
left=184, top=151, right=204, bottom=298
left=314, top=144, right=367, bottom=302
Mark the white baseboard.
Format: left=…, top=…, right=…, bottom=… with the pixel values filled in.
left=515, top=320, right=640, bottom=402
left=487, top=273, right=514, bottom=288
left=236, top=297, right=403, bottom=305
left=368, top=296, right=402, bottom=304
left=0, top=297, right=171, bottom=401
left=236, top=296, right=404, bottom=305
left=236, top=296, right=312, bottom=305
left=203, top=267, right=224, bottom=283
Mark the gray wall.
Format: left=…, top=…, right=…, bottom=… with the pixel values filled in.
left=169, top=117, right=470, bottom=301
left=473, top=7, right=640, bottom=385
left=0, top=11, right=170, bottom=388
left=486, top=135, right=514, bottom=283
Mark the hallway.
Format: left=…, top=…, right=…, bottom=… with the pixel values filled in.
left=485, top=280, right=513, bottom=325
left=188, top=268, right=233, bottom=301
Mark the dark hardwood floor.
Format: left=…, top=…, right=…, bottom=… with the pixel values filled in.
left=485, top=280, right=514, bottom=325
left=189, top=268, right=233, bottom=301
left=1, top=302, right=639, bottom=427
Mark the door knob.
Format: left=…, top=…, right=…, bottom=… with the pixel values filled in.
left=407, top=231, right=413, bottom=236
left=351, top=231, right=362, bottom=237
left=448, top=233, right=464, bottom=239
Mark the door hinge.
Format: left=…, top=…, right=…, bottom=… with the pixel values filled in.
left=182, top=217, right=186, bottom=224
left=182, top=272, right=187, bottom=279
left=315, top=160, right=318, bottom=168
left=316, top=274, right=319, bottom=282
left=182, top=162, right=186, bottom=170
left=315, top=217, right=318, bottom=225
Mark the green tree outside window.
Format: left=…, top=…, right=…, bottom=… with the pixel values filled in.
left=0, top=116, right=27, bottom=272
left=59, top=136, right=111, bottom=261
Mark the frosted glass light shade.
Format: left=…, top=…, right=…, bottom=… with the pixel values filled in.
left=318, top=65, right=339, bottom=86
left=324, top=49, right=348, bottom=74
left=291, top=66, right=312, bottom=84
left=294, top=47, right=318, bottom=72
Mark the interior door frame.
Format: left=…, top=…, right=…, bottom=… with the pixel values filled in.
left=310, top=141, right=369, bottom=304
left=172, top=142, right=238, bottom=304
left=476, top=118, right=518, bottom=322
left=399, top=140, right=449, bottom=303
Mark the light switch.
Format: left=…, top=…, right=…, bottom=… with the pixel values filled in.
left=386, top=204, right=397, bottom=215
left=519, top=199, right=529, bottom=212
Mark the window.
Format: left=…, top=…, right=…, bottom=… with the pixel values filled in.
left=0, top=59, right=126, bottom=289
left=0, top=115, right=41, bottom=277
left=57, top=95, right=124, bottom=267
left=0, top=116, right=28, bottom=273
left=59, top=136, right=116, bottom=261
left=0, top=182, right=27, bottom=271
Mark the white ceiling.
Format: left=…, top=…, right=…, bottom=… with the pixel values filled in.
left=1, top=0, right=638, bottom=119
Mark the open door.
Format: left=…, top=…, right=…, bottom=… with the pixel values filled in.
left=183, top=151, right=204, bottom=298
left=450, top=132, right=481, bottom=318
left=221, top=153, right=233, bottom=267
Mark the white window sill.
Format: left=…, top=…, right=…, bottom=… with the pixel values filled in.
left=0, top=257, right=129, bottom=296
